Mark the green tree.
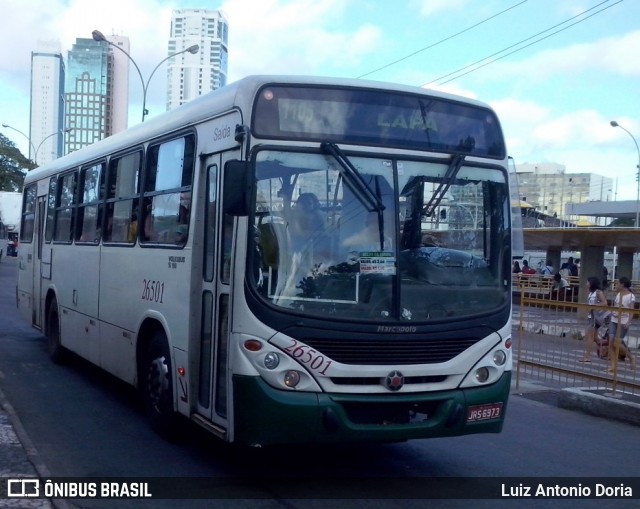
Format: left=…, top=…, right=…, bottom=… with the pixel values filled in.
left=0, top=133, right=35, bottom=192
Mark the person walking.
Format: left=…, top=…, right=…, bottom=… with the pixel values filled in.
left=579, top=276, right=608, bottom=363
left=607, top=277, right=636, bottom=371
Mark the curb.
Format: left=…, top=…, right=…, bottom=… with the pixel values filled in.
left=0, top=385, right=75, bottom=509
left=558, top=387, right=640, bottom=426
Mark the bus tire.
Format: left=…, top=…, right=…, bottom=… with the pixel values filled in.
left=46, top=301, right=66, bottom=364
left=142, top=331, right=178, bottom=440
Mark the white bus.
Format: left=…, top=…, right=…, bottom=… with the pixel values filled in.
left=17, top=76, right=514, bottom=445
left=0, top=220, right=7, bottom=261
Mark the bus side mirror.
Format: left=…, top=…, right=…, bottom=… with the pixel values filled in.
left=223, top=160, right=252, bottom=216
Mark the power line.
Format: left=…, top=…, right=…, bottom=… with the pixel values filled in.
left=423, top=0, right=622, bottom=87
left=356, top=1, right=528, bottom=79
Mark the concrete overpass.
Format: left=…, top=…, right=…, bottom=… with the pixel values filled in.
left=522, top=227, right=640, bottom=302
left=566, top=200, right=640, bottom=222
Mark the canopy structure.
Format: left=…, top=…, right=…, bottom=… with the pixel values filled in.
left=512, top=199, right=534, bottom=209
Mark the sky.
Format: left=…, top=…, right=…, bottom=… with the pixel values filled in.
left=1, top=0, right=639, bottom=199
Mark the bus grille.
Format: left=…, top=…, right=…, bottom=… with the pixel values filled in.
left=330, top=375, right=446, bottom=385
left=302, top=337, right=478, bottom=365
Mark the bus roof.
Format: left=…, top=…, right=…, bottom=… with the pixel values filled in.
left=24, top=75, right=499, bottom=185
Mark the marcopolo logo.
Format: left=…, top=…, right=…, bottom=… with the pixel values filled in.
left=376, top=325, right=417, bottom=333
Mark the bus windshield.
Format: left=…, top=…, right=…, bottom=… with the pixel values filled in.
left=251, top=149, right=510, bottom=322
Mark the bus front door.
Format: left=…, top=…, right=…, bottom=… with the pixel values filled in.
left=196, top=154, right=234, bottom=435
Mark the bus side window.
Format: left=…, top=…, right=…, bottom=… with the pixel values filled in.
left=45, top=178, right=57, bottom=243
left=53, top=172, right=77, bottom=243
left=76, top=162, right=105, bottom=244
left=20, top=185, right=37, bottom=243
left=104, top=151, right=141, bottom=244
left=142, top=135, right=194, bottom=246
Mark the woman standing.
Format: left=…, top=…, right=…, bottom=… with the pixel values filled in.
left=608, top=277, right=636, bottom=371
left=579, top=276, right=607, bottom=363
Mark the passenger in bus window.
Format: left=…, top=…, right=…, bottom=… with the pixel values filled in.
left=142, top=202, right=156, bottom=241
left=289, top=193, right=324, bottom=252
left=174, top=192, right=191, bottom=245
left=128, top=207, right=138, bottom=243
left=178, top=192, right=191, bottom=224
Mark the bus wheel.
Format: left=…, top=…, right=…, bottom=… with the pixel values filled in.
left=142, top=331, right=178, bottom=440
left=46, top=301, right=66, bottom=364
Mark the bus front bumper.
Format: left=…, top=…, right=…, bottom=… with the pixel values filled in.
left=232, top=371, right=511, bottom=447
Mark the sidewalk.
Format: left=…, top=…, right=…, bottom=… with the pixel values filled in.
left=512, top=374, right=640, bottom=427
left=0, top=387, right=57, bottom=509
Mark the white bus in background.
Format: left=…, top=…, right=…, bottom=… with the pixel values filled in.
left=16, top=75, right=515, bottom=446
left=0, top=191, right=21, bottom=258
left=0, top=221, right=7, bottom=261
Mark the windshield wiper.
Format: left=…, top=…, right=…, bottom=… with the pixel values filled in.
left=423, top=154, right=465, bottom=217
left=321, top=142, right=385, bottom=213
left=321, top=142, right=388, bottom=250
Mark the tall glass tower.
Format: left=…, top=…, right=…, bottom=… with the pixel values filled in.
left=166, top=9, right=229, bottom=111
left=64, top=38, right=110, bottom=154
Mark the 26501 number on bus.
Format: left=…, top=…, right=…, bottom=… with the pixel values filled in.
left=141, top=279, right=165, bottom=303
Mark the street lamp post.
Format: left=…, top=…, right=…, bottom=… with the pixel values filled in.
left=33, top=128, right=73, bottom=165
left=610, top=120, right=640, bottom=228
left=1, top=124, right=72, bottom=165
left=2, top=124, right=36, bottom=159
left=91, top=30, right=199, bottom=122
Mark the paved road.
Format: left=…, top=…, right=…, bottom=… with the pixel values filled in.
left=1, top=256, right=639, bottom=509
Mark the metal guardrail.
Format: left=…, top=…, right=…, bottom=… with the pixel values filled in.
left=513, top=279, right=639, bottom=396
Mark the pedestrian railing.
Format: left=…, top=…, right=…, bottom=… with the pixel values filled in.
left=514, top=279, right=639, bottom=396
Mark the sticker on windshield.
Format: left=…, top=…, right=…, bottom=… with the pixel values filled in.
left=359, top=252, right=396, bottom=275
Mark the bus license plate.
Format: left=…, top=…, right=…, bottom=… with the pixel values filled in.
left=466, top=403, right=503, bottom=422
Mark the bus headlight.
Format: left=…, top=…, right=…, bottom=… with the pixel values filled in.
left=475, top=367, right=490, bottom=383
left=284, top=370, right=301, bottom=388
left=493, top=350, right=507, bottom=366
left=263, top=352, right=280, bottom=370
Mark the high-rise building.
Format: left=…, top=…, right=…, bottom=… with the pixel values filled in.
left=64, top=38, right=111, bottom=154
left=103, top=34, right=130, bottom=134
left=166, top=9, right=229, bottom=111
left=516, top=162, right=613, bottom=220
left=64, top=35, right=130, bottom=153
left=29, top=40, right=65, bottom=166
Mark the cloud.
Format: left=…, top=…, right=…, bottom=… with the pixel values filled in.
left=1, top=0, right=66, bottom=75
left=481, top=30, right=640, bottom=84
left=494, top=100, right=638, bottom=192
left=222, top=0, right=382, bottom=79
left=427, top=83, right=478, bottom=100
left=415, top=0, right=470, bottom=18
left=531, top=110, right=610, bottom=149
left=489, top=98, right=548, bottom=155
